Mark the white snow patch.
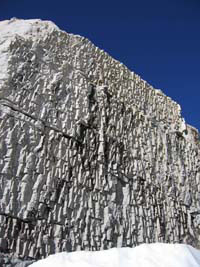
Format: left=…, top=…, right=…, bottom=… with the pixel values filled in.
left=0, top=18, right=59, bottom=40
left=29, top=243, right=200, bottom=267
left=0, top=18, right=60, bottom=90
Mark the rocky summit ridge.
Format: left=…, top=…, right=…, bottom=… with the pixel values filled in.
left=0, top=18, right=200, bottom=262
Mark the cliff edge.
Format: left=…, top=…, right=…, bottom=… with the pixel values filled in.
left=0, top=19, right=199, bottom=260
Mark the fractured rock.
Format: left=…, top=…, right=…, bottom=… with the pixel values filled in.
left=0, top=18, right=200, bottom=260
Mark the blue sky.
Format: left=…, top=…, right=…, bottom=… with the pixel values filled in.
left=1, top=0, right=199, bottom=131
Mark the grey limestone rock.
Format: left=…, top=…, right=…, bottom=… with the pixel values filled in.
left=0, top=18, right=200, bottom=261
left=0, top=253, right=35, bottom=267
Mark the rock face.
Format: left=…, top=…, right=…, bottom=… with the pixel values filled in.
left=0, top=18, right=200, bottom=260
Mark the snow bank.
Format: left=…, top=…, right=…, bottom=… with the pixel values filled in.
left=29, top=243, right=200, bottom=267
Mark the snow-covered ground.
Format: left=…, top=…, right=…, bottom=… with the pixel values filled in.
left=30, top=243, right=200, bottom=267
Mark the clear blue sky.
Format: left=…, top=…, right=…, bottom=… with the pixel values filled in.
left=1, top=0, right=199, bottom=131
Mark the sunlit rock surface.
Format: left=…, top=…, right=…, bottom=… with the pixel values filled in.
left=0, top=18, right=200, bottom=261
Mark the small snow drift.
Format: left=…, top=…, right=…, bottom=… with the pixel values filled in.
left=29, top=243, right=200, bottom=267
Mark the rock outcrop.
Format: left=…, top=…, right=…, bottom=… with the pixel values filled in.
left=0, top=18, right=200, bottom=261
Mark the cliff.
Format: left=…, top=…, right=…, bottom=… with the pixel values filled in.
left=0, top=18, right=200, bottom=260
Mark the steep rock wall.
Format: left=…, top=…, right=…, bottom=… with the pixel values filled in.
left=0, top=18, right=200, bottom=260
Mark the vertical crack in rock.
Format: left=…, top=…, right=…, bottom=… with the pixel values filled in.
left=0, top=18, right=200, bottom=261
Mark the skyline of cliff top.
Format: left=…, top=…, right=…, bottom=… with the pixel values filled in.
left=0, top=17, right=200, bottom=259
left=1, top=0, right=200, bottom=131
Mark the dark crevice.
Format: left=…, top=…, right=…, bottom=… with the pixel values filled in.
left=0, top=97, right=83, bottom=145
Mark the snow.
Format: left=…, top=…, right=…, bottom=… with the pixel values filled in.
left=29, top=243, right=200, bottom=267
left=0, top=18, right=59, bottom=40
left=0, top=18, right=59, bottom=89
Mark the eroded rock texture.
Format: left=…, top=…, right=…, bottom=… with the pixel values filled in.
left=0, top=18, right=200, bottom=260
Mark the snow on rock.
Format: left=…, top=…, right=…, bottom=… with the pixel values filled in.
left=0, top=18, right=59, bottom=89
left=0, top=18, right=59, bottom=40
left=29, top=243, right=200, bottom=267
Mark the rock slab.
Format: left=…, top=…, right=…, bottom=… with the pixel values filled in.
left=0, top=18, right=200, bottom=260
